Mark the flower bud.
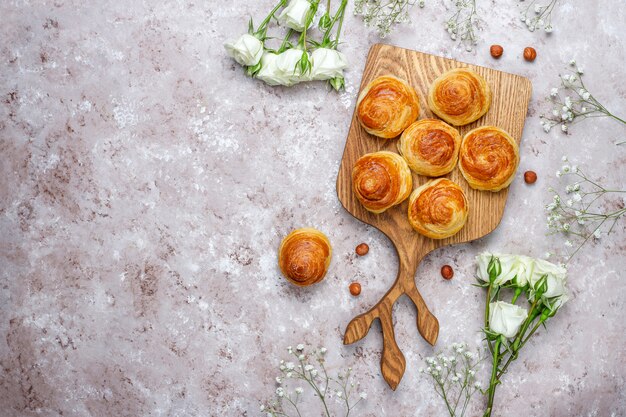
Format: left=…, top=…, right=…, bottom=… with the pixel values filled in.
left=487, top=256, right=502, bottom=284
left=318, top=13, right=332, bottom=31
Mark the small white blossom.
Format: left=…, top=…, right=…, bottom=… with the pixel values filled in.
left=296, top=344, right=304, bottom=351
left=276, top=387, right=285, bottom=397
left=359, top=392, right=367, bottom=399
left=564, top=240, right=573, bottom=247
left=295, top=387, right=304, bottom=394
left=561, top=124, right=568, bottom=133
left=593, top=229, right=602, bottom=239
left=319, top=347, right=327, bottom=354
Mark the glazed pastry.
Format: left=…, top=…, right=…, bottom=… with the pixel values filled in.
left=408, top=178, right=469, bottom=239
left=352, top=151, right=412, bottom=213
left=398, top=119, right=462, bottom=177
left=427, top=68, right=491, bottom=126
left=459, top=126, right=520, bottom=192
left=278, top=228, right=332, bottom=287
left=356, top=75, right=420, bottom=139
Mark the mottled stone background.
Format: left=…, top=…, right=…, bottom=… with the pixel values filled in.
left=1, top=1, right=625, bottom=416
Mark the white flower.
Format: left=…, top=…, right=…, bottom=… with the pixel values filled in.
left=556, top=170, right=562, bottom=177
left=569, top=59, right=576, bottom=66
left=224, top=34, right=264, bottom=66
left=572, top=193, right=582, bottom=202
left=489, top=301, right=528, bottom=338
left=336, top=391, right=343, bottom=398
left=311, top=369, right=318, bottom=377
left=310, top=48, right=348, bottom=81
left=581, top=106, right=587, bottom=112
left=260, top=405, right=265, bottom=411
left=543, top=124, right=551, bottom=133
left=285, top=362, right=295, bottom=370
left=582, top=91, right=590, bottom=100
left=276, top=387, right=285, bottom=397
left=561, top=124, right=568, bottom=133
left=359, top=392, right=367, bottom=399
left=295, top=387, right=304, bottom=394
left=319, top=347, right=327, bottom=354
left=564, top=96, right=573, bottom=109
left=545, top=25, right=553, bottom=33
left=593, top=229, right=602, bottom=239
left=577, top=67, right=584, bottom=74
left=256, top=52, right=288, bottom=86
left=298, top=354, right=304, bottom=360
left=534, top=4, right=542, bottom=13
left=550, top=87, right=559, bottom=97
left=296, top=344, right=304, bottom=351
left=276, top=376, right=282, bottom=384
left=528, top=258, right=567, bottom=299
left=276, top=49, right=309, bottom=85
left=474, top=381, right=482, bottom=389
left=278, top=0, right=313, bottom=31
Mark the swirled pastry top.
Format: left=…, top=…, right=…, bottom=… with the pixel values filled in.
left=459, top=126, right=520, bottom=192
left=352, top=151, right=412, bottom=213
left=398, top=119, right=462, bottom=177
left=278, top=228, right=332, bottom=287
left=356, top=75, right=420, bottom=139
left=427, top=68, right=491, bottom=126
left=408, top=178, right=469, bottom=239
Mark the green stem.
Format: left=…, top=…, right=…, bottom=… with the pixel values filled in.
left=485, top=285, right=494, bottom=355
left=298, top=0, right=320, bottom=47
left=278, top=28, right=295, bottom=52
left=259, top=0, right=287, bottom=32
left=497, top=319, right=543, bottom=379
left=483, top=339, right=501, bottom=417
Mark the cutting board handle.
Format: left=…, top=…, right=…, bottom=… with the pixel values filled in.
left=343, top=243, right=439, bottom=390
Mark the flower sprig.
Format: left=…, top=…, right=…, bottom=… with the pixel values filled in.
left=546, top=156, right=626, bottom=262
left=518, top=0, right=558, bottom=33
left=540, top=60, right=626, bottom=134
left=476, top=254, right=568, bottom=417
left=354, top=0, right=426, bottom=38
left=225, top=0, right=349, bottom=90
left=420, top=343, right=484, bottom=417
left=260, top=344, right=366, bottom=417
left=445, top=0, right=481, bottom=52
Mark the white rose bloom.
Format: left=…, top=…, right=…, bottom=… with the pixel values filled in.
left=224, top=34, right=264, bottom=66
left=278, top=0, right=312, bottom=31
left=275, top=49, right=309, bottom=85
left=489, top=301, right=528, bottom=338
left=310, top=48, right=348, bottom=80
left=256, top=53, right=285, bottom=86
left=475, top=252, right=493, bottom=282
left=528, top=258, right=567, bottom=298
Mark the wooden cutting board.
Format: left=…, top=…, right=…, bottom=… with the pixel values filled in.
left=337, top=44, right=532, bottom=390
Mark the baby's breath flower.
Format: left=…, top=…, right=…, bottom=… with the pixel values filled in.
left=295, top=387, right=303, bottom=394
left=359, top=391, right=367, bottom=399
left=296, top=344, right=304, bottom=351
left=354, top=0, right=426, bottom=37
left=547, top=158, right=625, bottom=260
left=541, top=61, right=626, bottom=134
left=520, top=0, right=558, bottom=32
left=446, top=0, right=481, bottom=51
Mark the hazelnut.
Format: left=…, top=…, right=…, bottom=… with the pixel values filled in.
left=349, top=282, right=362, bottom=296
left=524, top=170, right=538, bottom=184
left=490, top=45, right=503, bottom=58
left=523, top=47, right=537, bottom=62
left=441, top=265, right=454, bottom=280
left=355, top=243, right=369, bottom=256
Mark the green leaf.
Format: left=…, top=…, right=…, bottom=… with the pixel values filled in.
left=248, top=17, right=254, bottom=34
left=245, top=61, right=263, bottom=77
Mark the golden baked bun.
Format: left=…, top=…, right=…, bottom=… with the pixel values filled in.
left=352, top=151, right=412, bottom=213
left=459, top=126, right=520, bottom=192
left=427, top=68, right=491, bottom=126
left=408, top=178, right=469, bottom=239
left=278, top=228, right=332, bottom=287
left=398, top=119, right=462, bottom=177
left=356, top=75, right=420, bottom=139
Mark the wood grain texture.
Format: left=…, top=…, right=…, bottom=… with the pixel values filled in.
left=337, top=44, right=532, bottom=390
